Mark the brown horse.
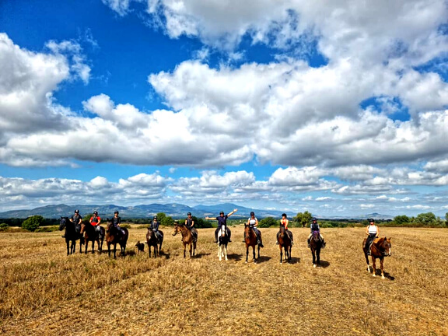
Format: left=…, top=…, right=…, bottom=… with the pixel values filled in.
left=363, top=237, right=392, bottom=279
left=244, top=225, right=260, bottom=263
left=146, top=229, right=163, bottom=258
left=172, top=223, right=196, bottom=258
left=81, top=222, right=105, bottom=254
left=310, top=231, right=322, bottom=267
left=277, top=225, right=292, bottom=264
left=106, top=223, right=129, bottom=258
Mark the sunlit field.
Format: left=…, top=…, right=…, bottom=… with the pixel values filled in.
left=1, top=226, right=447, bottom=335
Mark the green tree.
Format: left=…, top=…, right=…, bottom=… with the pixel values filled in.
left=415, top=212, right=437, bottom=226
left=191, top=216, right=213, bottom=228
left=161, top=216, right=174, bottom=227
left=445, top=212, right=448, bottom=223
left=156, top=212, right=166, bottom=223
left=82, top=213, right=94, bottom=225
left=0, top=223, right=9, bottom=231
left=393, top=215, right=410, bottom=225
left=22, top=215, right=44, bottom=232
left=258, top=217, right=278, bottom=228
left=294, top=211, right=312, bottom=227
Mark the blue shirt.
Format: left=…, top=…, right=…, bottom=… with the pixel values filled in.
left=151, top=220, right=159, bottom=231
left=216, top=215, right=228, bottom=228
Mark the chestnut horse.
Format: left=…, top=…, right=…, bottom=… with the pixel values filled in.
left=146, top=229, right=163, bottom=258
left=59, top=217, right=83, bottom=255
left=362, top=237, right=392, bottom=279
left=244, top=224, right=260, bottom=263
left=172, top=223, right=196, bottom=258
left=310, top=231, right=322, bottom=267
left=81, top=222, right=105, bottom=254
left=106, top=222, right=129, bottom=258
left=277, top=225, right=292, bottom=263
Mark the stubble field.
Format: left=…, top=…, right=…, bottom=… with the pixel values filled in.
left=0, top=226, right=447, bottom=336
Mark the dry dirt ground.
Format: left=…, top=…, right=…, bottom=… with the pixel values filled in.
left=1, top=227, right=447, bottom=336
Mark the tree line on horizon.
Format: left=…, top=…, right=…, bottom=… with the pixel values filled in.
left=1, top=211, right=447, bottom=232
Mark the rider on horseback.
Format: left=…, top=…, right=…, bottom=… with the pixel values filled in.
left=365, top=218, right=379, bottom=256
left=90, top=211, right=101, bottom=231
left=63, top=209, right=82, bottom=238
left=206, top=209, right=237, bottom=244
left=276, top=213, right=293, bottom=245
left=307, top=217, right=326, bottom=248
left=111, top=211, right=124, bottom=237
left=185, top=212, right=198, bottom=243
left=247, top=211, right=264, bottom=248
left=150, top=216, right=162, bottom=242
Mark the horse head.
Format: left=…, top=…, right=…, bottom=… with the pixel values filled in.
left=279, top=225, right=285, bottom=237
left=59, top=217, right=67, bottom=231
left=172, top=223, right=180, bottom=236
left=380, top=237, right=392, bottom=256
left=220, top=224, right=227, bottom=237
left=312, top=231, right=320, bottom=241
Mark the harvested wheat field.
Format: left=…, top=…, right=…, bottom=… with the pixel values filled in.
left=0, top=226, right=447, bottom=336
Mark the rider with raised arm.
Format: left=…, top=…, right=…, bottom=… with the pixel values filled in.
left=185, top=212, right=198, bottom=243
left=206, top=209, right=237, bottom=244
left=150, top=216, right=162, bottom=242
left=247, top=211, right=264, bottom=248
left=307, top=217, right=326, bottom=248
left=277, top=213, right=293, bottom=245
left=365, top=218, right=379, bottom=255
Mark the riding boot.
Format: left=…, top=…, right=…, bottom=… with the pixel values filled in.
left=257, top=234, right=264, bottom=248
left=321, top=239, right=326, bottom=248
left=214, top=230, right=218, bottom=243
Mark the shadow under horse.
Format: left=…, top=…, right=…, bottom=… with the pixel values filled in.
left=310, top=231, right=323, bottom=267
left=146, top=229, right=163, bottom=258
left=81, top=222, right=105, bottom=254
left=218, top=224, right=229, bottom=261
left=172, top=223, right=197, bottom=258
left=59, top=217, right=83, bottom=255
left=362, top=237, right=392, bottom=279
left=244, top=225, right=261, bottom=263
left=106, top=222, right=129, bottom=258
left=277, top=226, right=292, bottom=264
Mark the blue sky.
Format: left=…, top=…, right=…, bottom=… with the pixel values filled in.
left=1, top=0, right=448, bottom=217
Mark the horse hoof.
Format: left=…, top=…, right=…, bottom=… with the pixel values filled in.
left=313, top=264, right=316, bottom=268
left=373, top=274, right=376, bottom=277
left=382, top=276, right=385, bottom=279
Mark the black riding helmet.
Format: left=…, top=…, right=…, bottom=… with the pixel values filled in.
left=93, top=211, right=98, bottom=215
left=312, top=217, right=317, bottom=222
left=250, top=211, right=255, bottom=216
left=114, top=211, right=119, bottom=215
left=75, top=209, right=79, bottom=213
left=187, top=212, right=191, bottom=216
left=220, top=211, right=224, bottom=215
left=368, top=218, right=375, bottom=223
left=282, top=213, right=287, bottom=218
left=153, top=216, right=157, bottom=220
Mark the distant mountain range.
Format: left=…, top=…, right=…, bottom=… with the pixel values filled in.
left=0, top=203, right=394, bottom=220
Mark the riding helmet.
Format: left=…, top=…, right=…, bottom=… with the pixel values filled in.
left=114, top=211, right=119, bottom=214
left=312, top=217, right=317, bottom=221
left=250, top=211, right=255, bottom=216
left=187, top=212, right=191, bottom=215
left=220, top=211, right=224, bottom=215
left=282, top=213, right=287, bottom=218
left=75, top=209, right=79, bottom=213
left=368, top=218, right=375, bottom=223
left=93, top=211, right=98, bottom=215
left=153, top=216, right=157, bottom=220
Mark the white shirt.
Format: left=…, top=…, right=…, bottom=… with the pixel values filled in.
left=248, top=218, right=257, bottom=226
left=368, top=225, right=378, bottom=234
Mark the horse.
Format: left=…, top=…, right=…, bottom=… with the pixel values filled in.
left=277, top=225, right=292, bottom=264
left=81, top=222, right=105, bottom=254
left=146, top=228, right=163, bottom=258
left=59, top=217, right=83, bottom=255
left=310, top=231, right=323, bottom=267
left=106, top=221, right=129, bottom=258
left=362, top=237, right=392, bottom=279
left=172, top=223, right=196, bottom=258
left=217, top=224, right=229, bottom=261
left=244, top=224, right=260, bottom=263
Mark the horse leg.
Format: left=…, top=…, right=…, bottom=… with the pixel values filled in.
left=317, top=248, right=321, bottom=265
left=189, top=243, right=193, bottom=258
left=108, top=243, right=111, bottom=257
left=183, top=243, right=186, bottom=258
left=224, top=243, right=228, bottom=261
left=288, top=246, right=292, bottom=262
left=280, top=245, right=283, bottom=264
left=253, top=246, right=256, bottom=263
left=114, top=244, right=117, bottom=259
left=364, top=249, right=370, bottom=272
left=312, top=249, right=316, bottom=267
left=372, top=257, right=377, bottom=277
left=218, top=244, right=222, bottom=261
left=66, top=240, right=70, bottom=255
left=246, top=246, right=249, bottom=263
left=380, top=257, right=385, bottom=279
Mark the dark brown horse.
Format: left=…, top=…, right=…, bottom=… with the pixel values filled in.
left=172, top=223, right=196, bottom=258
left=277, top=225, right=292, bottom=264
left=81, top=222, right=105, bottom=254
left=59, top=217, right=83, bottom=255
left=146, top=229, right=163, bottom=258
left=244, top=225, right=260, bottom=263
left=310, top=231, right=322, bottom=267
left=362, top=237, right=392, bottom=279
left=106, top=222, right=129, bottom=258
